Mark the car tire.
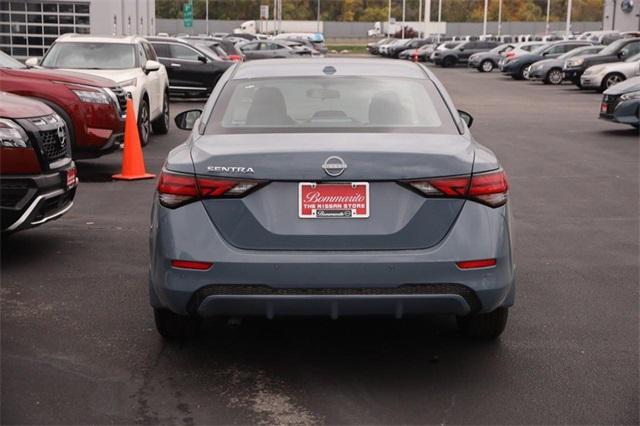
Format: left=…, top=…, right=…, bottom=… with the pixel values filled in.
left=151, top=92, right=170, bottom=135
left=153, top=308, right=201, bottom=340
left=137, top=98, right=151, bottom=147
left=600, top=73, right=625, bottom=92
left=545, top=68, right=564, bottom=85
left=442, top=56, right=456, bottom=68
left=457, top=307, right=509, bottom=340
left=480, top=59, right=494, bottom=72
left=511, top=67, right=526, bottom=80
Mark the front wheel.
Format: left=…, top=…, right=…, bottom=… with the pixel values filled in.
left=480, top=59, right=494, bottom=72
left=137, top=98, right=151, bottom=147
left=151, top=92, right=170, bottom=135
left=457, top=307, right=508, bottom=340
left=153, top=308, right=201, bottom=340
left=601, top=73, right=625, bottom=92
left=545, top=68, right=564, bottom=85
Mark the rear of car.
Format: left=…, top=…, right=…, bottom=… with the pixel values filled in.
left=1, top=93, right=77, bottom=233
left=150, top=59, right=515, bottom=341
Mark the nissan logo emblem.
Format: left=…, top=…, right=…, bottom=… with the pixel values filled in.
left=322, top=156, right=347, bottom=177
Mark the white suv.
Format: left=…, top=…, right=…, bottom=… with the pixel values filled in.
left=27, top=34, right=170, bottom=146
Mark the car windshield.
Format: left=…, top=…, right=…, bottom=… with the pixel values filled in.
left=558, top=47, right=591, bottom=59
left=0, top=51, right=26, bottom=69
left=491, top=44, right=511, bottom=53
left=600, top=39, right=626, bottom=55
left=41, top=42, right=136, bottom=69
left=531, top=44, right=551, bottom=54
left=205, top=77, right=458, bottom=135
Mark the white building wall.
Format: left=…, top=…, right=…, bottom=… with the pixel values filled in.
left=603, top=0, right=640, bottom=31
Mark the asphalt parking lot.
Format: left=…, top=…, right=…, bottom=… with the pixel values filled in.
left=2, top=63, right=638, bottom=425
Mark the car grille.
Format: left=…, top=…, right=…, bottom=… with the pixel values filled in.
left=39, top=127, right=68, bottom=161
left=189, top=283, right=482, bottom=314
left=111, top=87, right=128, bottom=115
left=0, top=180, right=33, bottom=208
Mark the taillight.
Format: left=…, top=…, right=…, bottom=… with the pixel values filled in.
left=405, top=169, right=508, bottom=207
left=228, top=54, right=242, bottom=62
left=171, top=260, right=213, bottom=270
left=456, top=259, right=497, bottom=269
left=505, top=52, right=515, bottom=58
left=157, top=170, right=264, bottom=208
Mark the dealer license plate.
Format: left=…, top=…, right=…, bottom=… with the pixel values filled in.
left=298, top=182, right=369, bottom=219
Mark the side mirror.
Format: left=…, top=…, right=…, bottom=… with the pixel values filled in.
left=618, top=51, right=627, bottom=59
left=175, top=109, right=202, bottom=131
left=458, top=110, right=474, bottom=128
left=143, top=60, right=161, bottom=74
left=198, top=55, right=208, bottom=63
left=459, top=47, right=464, bottom=51
left=25, top=57, right=39, bottom=67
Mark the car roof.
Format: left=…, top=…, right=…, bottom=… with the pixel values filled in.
left=55, top=34, right=143, bottom=44
left=232, top=58, right=427, bottom=80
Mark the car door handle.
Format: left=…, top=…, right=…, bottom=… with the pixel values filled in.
left=170, top=63, right=181, bottom=67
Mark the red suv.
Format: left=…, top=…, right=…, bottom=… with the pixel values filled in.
left=0, top=51, right=125, bottom=159
left=1, top=92, right=78, bottom=233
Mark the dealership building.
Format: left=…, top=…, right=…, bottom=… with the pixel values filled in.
left=1, top=0, right=155, bottom=59
left=603, top=0, right=640, bottom=31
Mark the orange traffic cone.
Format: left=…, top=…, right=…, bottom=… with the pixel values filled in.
left=112, top=97, right=155, bottom=181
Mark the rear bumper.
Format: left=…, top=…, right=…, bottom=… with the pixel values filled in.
left=150, top=199, right=516, bottom=318
left=1, top=164, right=77, bottom=232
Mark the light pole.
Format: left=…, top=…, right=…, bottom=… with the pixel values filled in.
left=205, top=0, right=209, bottom=35
left=317, top=0, right=320, bottom=33
left=565, top=0, right=572, bottom=36
left=419, top=0, right=422, bottom=36
left=498, top=0, right=503, bottom=36
left=545, top=0, right=551, bottom=34
left=387, top=0, right=391, bottom=37
left=424, top=0, right=430, bottom=38
left=482, top=0, right=489, bottom=36
left=401, top=0, right=406, bottom=39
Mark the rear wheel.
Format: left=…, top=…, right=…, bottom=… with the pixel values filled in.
left=151, top=92, right=170, bottom=135
left=601, top=73, right=625, bottom=92
left=153, top=308, right=201, bottom=340
left=545, top=68, right=564, bottom=85
left=480, top=59, right=494, bottom=72
left=137, top=98, right=151, bottom=147
left=457, top=307, right=508, bottom=340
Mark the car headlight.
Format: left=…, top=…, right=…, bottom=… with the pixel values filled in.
left=567, top=58, right=584, bottom=68
left=620, top=90, right=640, bottom=101
left=0, top=118, right=29, bottom=148
left=118, top=78, right=137, bottom=88
left=72, top=89, right=111, bottom=104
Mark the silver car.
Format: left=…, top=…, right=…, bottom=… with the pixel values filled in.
left=150, top=58, right=515, bottom=340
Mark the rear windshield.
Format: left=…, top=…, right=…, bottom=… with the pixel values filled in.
left=41, top=42, right=136, bottom=69
left=205, top=76, right=458, bottom=135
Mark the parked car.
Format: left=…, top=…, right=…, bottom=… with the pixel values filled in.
left=599, top=76, right=640, bottom=128
left=0, top=51, right=125, bottom=159
left=147, top=36, right=234, bottom=98
left=178, top=35, right=245, bottom=61
left=501, top=41, right=547, bottom=61
left=432, top=40, right=501, bottom=67
left=27, top=34, right=170, bottom=146
left=367, top=38, right=393, bottom=55
left=501, top=41, right=593, bottom=79
left=1, top=92, right=78, bottom=233
left=379, top=38, right=406, bottom=56
left=238, top=40, right=311, bottom=60
left=272, top=32, right=329, bottom=55
left=468, top=43, right=515, bottom=72
left=580, top=52, right=640, bottom=91
left=150, top=58, right=514, bottom=340
left=563, top=37, right=640, bottom=88
left=528, top=45, right=605, bottom=84
left=386, top=38, right=430, bottom=58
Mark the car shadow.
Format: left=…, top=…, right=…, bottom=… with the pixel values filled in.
left=1, top=230, right=63, bottom=269
left=76, top=159, right=122, bottom=183
left=599, top=127, right=640, bottom=137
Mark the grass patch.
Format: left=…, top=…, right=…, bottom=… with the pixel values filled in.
left=326, top=44, right=368, bottom=54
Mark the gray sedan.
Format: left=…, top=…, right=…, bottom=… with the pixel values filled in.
left=150, top=59, right=515, bottom=341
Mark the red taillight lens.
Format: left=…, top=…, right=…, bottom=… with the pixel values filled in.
left=506, top=52, right=515, bottom=58
left=228, top=54, right=242, bottom=62
left=157, top=171, right=263, bottom=208
left=456, top=258, right=497, bottom=269
left=406, top=169, right=508, bottom=207
left=171, top=260, right=213, bottom=270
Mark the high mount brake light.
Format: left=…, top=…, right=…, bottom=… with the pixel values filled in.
left=405, top=169, right=508, bottom=208
left=157, top=171, right=263, bottom=208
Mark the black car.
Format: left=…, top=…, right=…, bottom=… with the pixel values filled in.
left=147, top=37, right=234, bottom=97
left=431, top=41, right=500, bottom=67
left=179, top=35, right=245, bottom=61
left=501, top=41, right=594, bottom=79
left=599, top=76, right=640, bottom=128
left=564, top=37, right=640, bottom=87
